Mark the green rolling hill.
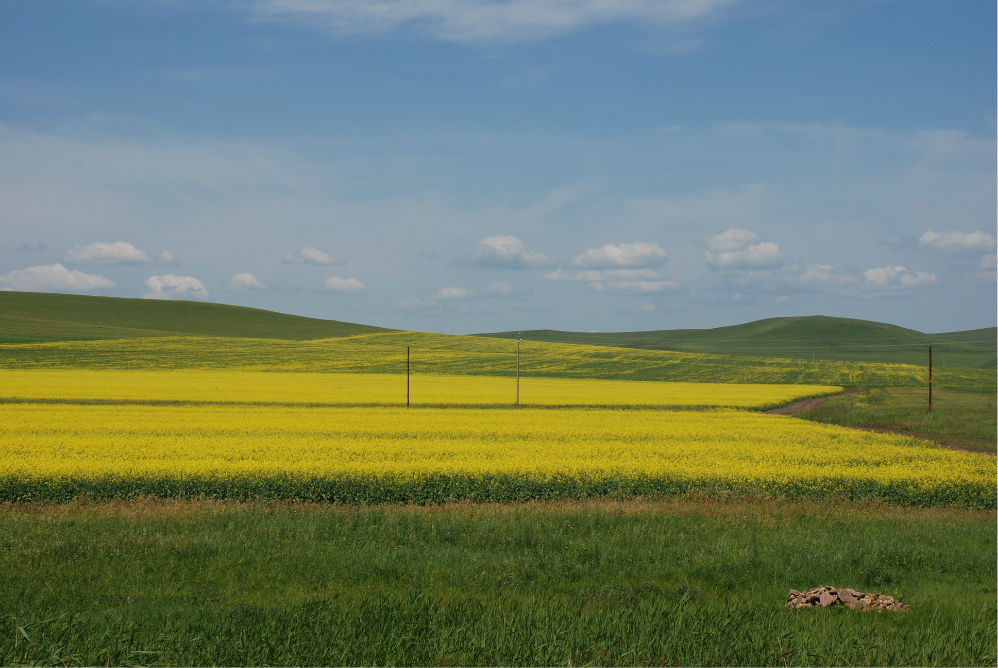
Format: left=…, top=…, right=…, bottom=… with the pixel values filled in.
left=1, top=293, right=993, bottom=370
left=0, top=292, right=390, bottom=343
left=477, top=316, right=997, bottom=368
left=0, top=293, right=993, bottom=387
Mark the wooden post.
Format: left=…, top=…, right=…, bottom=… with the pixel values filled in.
left=407, top=346, right=410, bottom=408
left=928, top=345, right=932, bottom=412
left=516, top=335, right=520, bottom=407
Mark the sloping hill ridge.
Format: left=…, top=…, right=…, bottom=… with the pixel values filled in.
left=0, top=292, right=390, bottom=342
left=477, top=316, right=997, bottom=368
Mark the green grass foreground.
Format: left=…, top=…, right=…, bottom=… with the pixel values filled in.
left=796, top=386, right=997, bottom=453
left=2, top=499, right=995, bottom=666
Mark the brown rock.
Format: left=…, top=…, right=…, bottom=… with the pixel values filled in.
left=819, top=591, right=837, bottom=607
left=789, top=589, right=801, bottom=597
left=837, top=588, right=863, bottom=611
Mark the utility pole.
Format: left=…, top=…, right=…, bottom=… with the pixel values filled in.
left=516, top=334, right=520, bottom=407
left=407, top=346, right=410, bottom=408
left=928, top=345, right=932, bottom=412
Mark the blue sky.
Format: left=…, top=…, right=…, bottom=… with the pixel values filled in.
left=1, top=0, right=995, bottom=334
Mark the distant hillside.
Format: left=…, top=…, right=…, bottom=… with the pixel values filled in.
left=477, top=316, right=997, bottom=369
left=0, top=292, right=390, bottom=342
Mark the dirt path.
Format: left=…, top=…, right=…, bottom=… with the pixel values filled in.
left=763, top=388, right=862, bottom=415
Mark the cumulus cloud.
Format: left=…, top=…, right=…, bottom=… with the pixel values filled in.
left=143, top=274, right=209, bottom=300
left=324, top=276, right=367, bottom=293
left=226, top=272, right=266, bottom=292
left=862, top=265, right=937, bottom=290
left=157, top=250, right=179, bottom=265
left=570, top=242, right=668, bottom=269
left=721, top=263, right=937, bottom=298
left=703, top=229, right=782, bottom=270
left=282, top=246, right=344, bottom=265
left=0, top=264, right=116, bottom=293
left=429, top=286, right=471, bottom=300
left=919, top=229, right=996, bottom=253
left=464, top=235, right=550, bottom=269
left=545, top=268, right=684, bottom=294
left=243, top=0, right=735, bottom=43
left=63, top=241, right=150, bottom=266
left=706, top=228, right=759, bottom=252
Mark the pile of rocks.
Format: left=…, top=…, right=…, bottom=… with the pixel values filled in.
left=786, top=586, right=910, bottom=612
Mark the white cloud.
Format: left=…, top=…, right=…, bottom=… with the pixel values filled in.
left=429, top=286, right=470, bottom=300
left=863, top=265, right=937, bottom=290
left=63, top=241, right=149, bottom=266
left=158, top=250, right=179, bottom=265
left=919, top=229, right=996, bottom=253
left=243, top=0, right=736, bottom=43
left=722, top=263, right=937, bottom=298
left=570, top=242, right=668, bottom=269
left=466, top=235, right=550, bottom=269
left=705, top=241, right=782, bottom=270
left=324, top=276, right=367, bottom=293
left=143, top=274, right=209, bottom=300
left=282, top=246, right=344, bottom=265
left=226, top=272, right=267, bottom=292
left=703, top=229, right=782, bottom=270
left=0, top=264, right=116, bottom=293
left=545, top=267, right=683, bottom=293
left=706, top=228, right=758, bottom=252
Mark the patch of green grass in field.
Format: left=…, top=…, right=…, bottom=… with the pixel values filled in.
left=2, top=499, right=995, bottom=666
left=0, top=292, right=388, bottom=343
left=480, top=316, right=996, bottom=368
left=2, top=331, right=995, bottom=388
left=795, top=387, right=998, bottom=454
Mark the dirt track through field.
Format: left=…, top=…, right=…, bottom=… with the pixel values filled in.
left=762, top=389, right=863, bottom=414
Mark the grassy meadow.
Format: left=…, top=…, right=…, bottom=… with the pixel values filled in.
left=2, top=499, right=996, bottom=666
left=797, top=386, right=997, bottom=454
left=2, top=294, right=995, bottom=666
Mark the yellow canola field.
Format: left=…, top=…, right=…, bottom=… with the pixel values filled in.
left=1, top=404, right=992, bottom=508
left=0, top=369, right=840, bottom=409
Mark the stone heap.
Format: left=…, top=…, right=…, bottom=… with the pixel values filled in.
left=786, top=586, right=910, bottom=612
